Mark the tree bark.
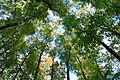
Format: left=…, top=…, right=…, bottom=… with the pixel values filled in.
left=66, top=48, right=70, bottom=80
left=34, top=44, right=45, bottom=80
left=51, top=58, right=54, bottom=80
left=66, top=59, right=70, bottom=80
left=100, top=41, right=120, bottom=62
left=76, top=57, right=87, bottom=80
left=33, top=52, right=43, bottom=80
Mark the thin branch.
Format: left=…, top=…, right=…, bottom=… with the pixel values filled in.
left=13, top=51, right=31, bottom=80
left=0, top=23, right=18, bottom=31
left=0, top=67, right=5, bottom=74
left=0, top=31, right=17, bottom=50
left=0, top=33, right=22, bottom=56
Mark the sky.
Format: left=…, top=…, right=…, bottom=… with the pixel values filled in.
left=65, top=72, right=78, bottom=80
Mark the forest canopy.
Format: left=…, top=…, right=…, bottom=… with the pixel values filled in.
left=0, top=0, right=120, bottom=80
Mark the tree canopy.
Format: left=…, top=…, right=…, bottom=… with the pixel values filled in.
left=0, top=0, right=120, bottom=80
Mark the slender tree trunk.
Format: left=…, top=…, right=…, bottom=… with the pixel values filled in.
left=34, top=44, right=45, bottom=80
left=76, top=57, right=87, bottom=80
left=20, top=68, right=29, bottom=80
left=77, top=28, right=120, bottom=62
left=13, top=51, right=31, bottom=80
left=100, top=41, right=120, bottom=62
left=66, top=48, right=70, bottom=80
left=66, top=58, right=70, bottom=80
left=33, top=52, right=43, bottom=80
left=51, top=57, right=54, bottom=80
left=70, top=41, right=87, bottom=80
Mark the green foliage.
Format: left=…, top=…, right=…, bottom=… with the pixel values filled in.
left=21, top=22, right=36, bottom=35
left=0, top=0, right=120, bottom=80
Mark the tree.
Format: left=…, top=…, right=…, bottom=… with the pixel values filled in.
left=0, top=0, right=120, bottom=80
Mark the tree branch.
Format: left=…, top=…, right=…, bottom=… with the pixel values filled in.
left=0, top=67, right=5, bottom=74
left=0, top=31, right=17, bottom=50
left=0, top=23, right=18, bottom=31
left=13, top=51, right=31, bottom=80
left=0, top=34, right=21, bottom=56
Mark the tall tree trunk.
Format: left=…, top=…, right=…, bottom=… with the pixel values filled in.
left=66, top=48, right=70, bottom=80
left=77, top=28, right=120, bottom=62
left=100, top=41, right=120, bottom=62
left=70, top=41, right=87, bottom=80
left=76, top=57, right=87, bottom=80
left=33, top=52, right=43, bottom=80
left=34, top=44, right=45, bottom=80
left=51, top=57, right=54, bottom=80
left=13, top=51, right=31, bottom=80
left=66, top=58, right=70, bottom=80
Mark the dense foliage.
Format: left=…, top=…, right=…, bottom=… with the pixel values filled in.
left=0, top=0, right=120, bottom=80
